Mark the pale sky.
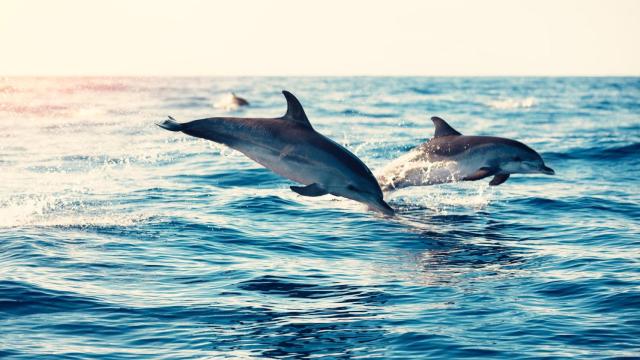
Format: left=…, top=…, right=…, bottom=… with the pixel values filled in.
left=1, top=0, right=639, bottom=76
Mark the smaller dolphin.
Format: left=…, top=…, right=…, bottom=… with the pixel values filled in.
left=230, top=92, right=249, bottom=107
left=377, top=116, right=555, bottom=191
left=158, top=91, right=394, bottom=215
left=214, top=92, right=250, bottom=110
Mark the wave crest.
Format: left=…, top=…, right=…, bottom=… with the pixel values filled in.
left=486, top=97, right=537, bottom=109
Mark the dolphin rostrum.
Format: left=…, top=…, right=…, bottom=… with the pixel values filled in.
left=158, top=91, right=394, bottom=215
left=377, top=116, right=555, bottom=191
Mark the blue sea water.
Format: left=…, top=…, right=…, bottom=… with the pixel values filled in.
left=0, top=77, right=639, bottom=359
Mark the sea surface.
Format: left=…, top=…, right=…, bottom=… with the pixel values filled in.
left=1, top=77, right=639, bottom=359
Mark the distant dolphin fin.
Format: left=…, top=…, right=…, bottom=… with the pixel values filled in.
left=290, top=183, right=328, bottom=197
left=463, top=167, right=497, bottom=181
left=281, top=90, right=313, bottom=129
left=431, top=116, right=462, bottom=138
left=489, top=173, right=510, bottom=186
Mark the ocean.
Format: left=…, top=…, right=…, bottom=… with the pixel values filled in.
left=1, top=77, right=639, bottom=359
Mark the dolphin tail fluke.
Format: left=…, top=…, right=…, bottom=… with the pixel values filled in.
left=156, top=116, right=183, bottom=131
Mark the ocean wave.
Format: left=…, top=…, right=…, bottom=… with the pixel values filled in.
left=486, top=97, right=537, bottom=109
left=237, top=275, right=386, bottom=302
left=587, top=290, right=640, bottom=313
left=60, top=80, right=129, bottom=94
left=163, top=100, right=211, bottom=109
left=0, top=280, right=108, bottom=316
left=171, top=168, right=284, bottom=188
left=340, top=108, right=397, bottom=118
left=35, top=213, right=152, bottom=229
left=508, top=196, right=640, bottom=220
left=0, top=103, right=70, bottom=116
left=408, top=86, right=442, bottom=95
left=226, top=195, right=303, bottom=215
left=0, top=194, right=151, bottom=229
left=544, top=142, right=640, bottom=161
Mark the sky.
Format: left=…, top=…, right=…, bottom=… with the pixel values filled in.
left=1, top=0, right=639, bottom=76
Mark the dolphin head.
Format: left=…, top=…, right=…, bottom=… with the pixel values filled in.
left=499, top=142, right=555, bottom=176
left=334, top=181, right=394, bottom=216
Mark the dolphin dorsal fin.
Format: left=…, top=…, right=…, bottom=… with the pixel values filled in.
left=281, top=90, right=312, bottom=129
left=431, top=116, right=462, bottom=137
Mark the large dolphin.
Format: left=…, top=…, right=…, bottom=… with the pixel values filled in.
left=158, top=91, right=394, bottom=215
left=377, top=116, right=555, bottom=191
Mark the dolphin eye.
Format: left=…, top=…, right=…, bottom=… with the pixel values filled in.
left=347, top=185, right=359, bottom=192
left=513, top=156, right=522, bottom=162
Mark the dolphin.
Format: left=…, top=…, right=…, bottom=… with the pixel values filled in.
left=214, top=92, right=249, bottom=110
left=377, top=116, right=555, bottom=191
left=158, top=91, right=394, bottom=215
left=230, top=92, right=249, bottom=106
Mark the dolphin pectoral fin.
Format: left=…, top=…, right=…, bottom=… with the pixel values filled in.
left=290, top=183, right=328, bottom=197
left=463, top=167, right=497, bottom=181
left=489, top=173, right=510, bottom=186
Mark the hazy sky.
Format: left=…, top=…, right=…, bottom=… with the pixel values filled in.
left=1, top=0, right=639, bottom=76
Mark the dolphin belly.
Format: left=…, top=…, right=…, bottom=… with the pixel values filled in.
left=234, top=143, right=322, bottom=186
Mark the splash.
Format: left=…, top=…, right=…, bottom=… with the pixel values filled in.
left=0, top=193, right=150, bottom=228
left=377, top=149, right=465, bottom=191
left=389, top=181, right=493, bottom=216
left=377, top=151, right=494, bottom=215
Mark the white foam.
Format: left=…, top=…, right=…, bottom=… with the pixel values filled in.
left=388, top=181, right=493, bottom=216
left=0, top=193, right=151, bottom=228
left=487, top=97, right=537, bottom=109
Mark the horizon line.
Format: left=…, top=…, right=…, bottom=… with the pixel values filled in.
left=2, top=73, right=640, bottom=78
